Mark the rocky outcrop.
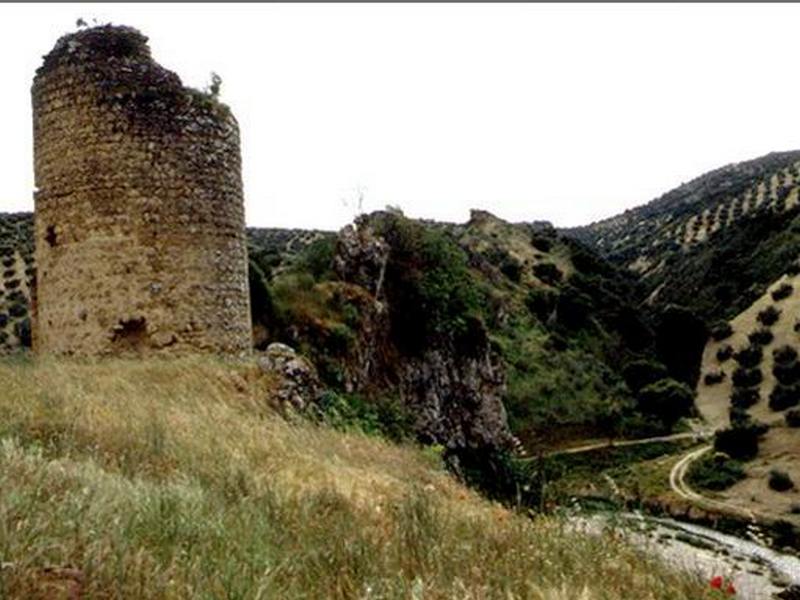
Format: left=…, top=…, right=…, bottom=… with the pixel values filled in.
left=400, top=348, right=513, bottom=450
left=331, top=214, right=515, bottom=452
left=257, top=343, right=322, bottom=411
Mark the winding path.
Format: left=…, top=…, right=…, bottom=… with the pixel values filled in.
left=668, top=444, right=757, bottom=522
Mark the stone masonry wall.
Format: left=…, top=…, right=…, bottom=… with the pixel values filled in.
left=32, top=25, right=251, bottom=355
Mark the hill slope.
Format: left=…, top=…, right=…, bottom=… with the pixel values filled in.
left=0, top=356, right=712, bottom=599
left=565, top=151, right=800, bottom=320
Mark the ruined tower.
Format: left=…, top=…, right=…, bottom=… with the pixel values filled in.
left=31, top=25, right=251, bottom=355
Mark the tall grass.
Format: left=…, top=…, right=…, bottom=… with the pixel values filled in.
left=0, top=356, right=714, bottom=599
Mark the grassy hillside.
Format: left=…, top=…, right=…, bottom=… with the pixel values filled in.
left=0, top=357, right=712, bottom=599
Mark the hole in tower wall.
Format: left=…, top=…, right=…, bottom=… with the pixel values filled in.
left=110, top=317, right=148, bottom=352
left=45, top=225, right=58, bottom=247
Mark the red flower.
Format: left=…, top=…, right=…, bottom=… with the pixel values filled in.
left=709, top=576, right=736, bottom=596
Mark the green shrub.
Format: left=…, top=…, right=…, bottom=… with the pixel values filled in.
left=730, top=387, right=759, bottom=409
left=373, top=215, right=482, bottom=355
left=716, top=344, right=734, bottom=362
left=636, top=378, right=694, bottom=427
left=714, top=421, right=766, bottom=460
left=773, top=360, right=800, bottom=385
left=622, top=360, right=668, bottom=394
left=748, top=328, right=774, bottom=346
left=769, top=383, right=800, bottom=411
left=524, top=288, right=558, bottom=323
left=758, top=305, right=781, bottom=326
left=499, top=256, right=523, bottom=283
left=248, top=259, right=276, bottom=327
left=14, top=318, right=30, bottom=347
left=532, top=262, right=562, bottom=286
left=555, top=285, right=594, bottom=330
left=654, top=305, right=708, bottom=387
left=769, top=470, right=795, bottom=492
left=772, top=283, right=794, bottom=301
left=687, top=452, right=745, bottom=491
left=774, top=345, right=799, bottom=364
left=734, top=345, right=762, bottom=367
left=8, top=303, right=26, bottom=318
left=703, top=371, right=725, bottom=385
left=297, top=237, right=336, bottom=281
left=314, top=391, right=414, bottom=443
left=785, top=409, right=800, bottom=427
left=530, top=234, right=552, bottom=253
left=710, top=321, right=733, bottom=341
left=732, top=366, right=762, bottom=388
left=729, top=406, right=751, bottom=426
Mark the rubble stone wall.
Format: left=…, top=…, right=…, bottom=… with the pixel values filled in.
left=32, top=25, right=251, bottom=355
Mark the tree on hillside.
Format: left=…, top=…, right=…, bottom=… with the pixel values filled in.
left=655, top=305, right=708, bottom=387
left=636, top=378, right=694, bottom=428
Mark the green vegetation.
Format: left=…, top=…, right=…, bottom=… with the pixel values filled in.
left=748, top=328, right=774, bottom=346
left=769, top=383, right=800, bottom=411
left=730, top=387, right=760, bottom=409
left=758, top=305, right=781, bottom=326
left=732, top=366, right=763, bottom=388
left=772, top=283, right=794, bottom=301
left=716, top=344, right=733, bottom=362
left=635, top=378, right=694, bottom=429
left=785, top=409, right=800, bottom=427
left=769, top=469, right=795, bottom=492
left=687, top=453, right=746, bottom=492
left=710, top=321, right=733, bottom=341
left=734, top=344, right=763, bottom=368
left=714, top=420, right=768, bottom=461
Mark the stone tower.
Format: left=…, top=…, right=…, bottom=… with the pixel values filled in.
left=31, top=25, right=251, bottom=355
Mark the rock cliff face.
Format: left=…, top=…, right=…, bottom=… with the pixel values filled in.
left=331, top=214, right=514, bottom=452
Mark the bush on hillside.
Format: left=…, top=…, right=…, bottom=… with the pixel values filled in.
left=655, top=305, right=708, bottom=387
left=774, top=345, right=799, bottom=364
left=748, top=328, right=774, bottom=346
left=636, top=378, right=694, bottom=427
left=716, top=344, right=734, bottom=362
left=787, top=263, right=800, bottom=276
left=773, top=360, right=800, bottom=386
left=14, top=318, right=30, bottom=348
left=785, top=409, right=800, bottom=427
left=772, top=283, right=794, bottom=301
left=714, top=421, right=767, bottom=461
left=710, top=321, right=734, bottom=341
left=532, top=262, right=562, bottom=286
left=758, top=305, right=781, bottom=326
left=730, top=387, right=760, bottom=409
left=622, top=359, right=669, bottom=394
left=729, top=406, right=752, bottom=426
left=687, top=452, right=745, bottom=491
left=734, top=345, right=763, bottom=368
left=372, top=215, right=483, bottom=355
left=499, top=256, right=523, bottom=283
left=554, top=285, right=593, bottom=330
left=703, top=371, right=725, bottom=385
left=524, top=288, right=558, bottom=323
left=769, top=470, right=795, bottom=492
left=732, top=366, right=763, bottom=388
left=297, top=237, right=336, bottom=282
left=769, top=383, right=800, bottom=411
left=530, top=234, right=552, bottom=253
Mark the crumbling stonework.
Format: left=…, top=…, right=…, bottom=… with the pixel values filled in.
left=32, top=25, right=251, bottom=355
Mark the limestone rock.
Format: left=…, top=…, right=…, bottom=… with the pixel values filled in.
left=257, top=343, right=321, bottom=411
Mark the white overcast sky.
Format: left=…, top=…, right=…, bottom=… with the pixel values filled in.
left=2, top=3, right=800, bottom=230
